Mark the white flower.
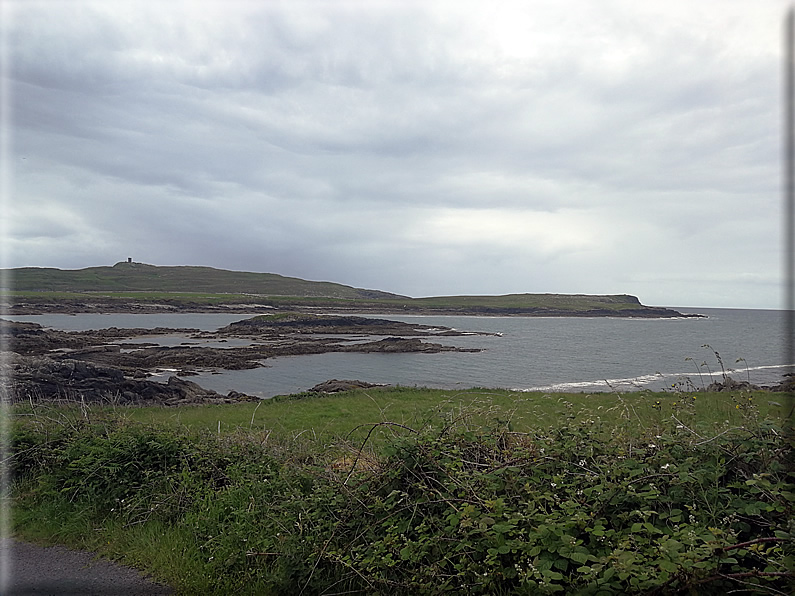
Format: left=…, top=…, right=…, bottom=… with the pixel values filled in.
left=661, top=463, right=670, bottom=470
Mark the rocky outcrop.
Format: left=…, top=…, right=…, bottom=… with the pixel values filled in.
left=7, top=322, right=200, bottom=356
left=2, top=317, right=483, bottom=376
left=308, top=379, right=386, bottom=393
left=218, top=313, right=495, bottom=336
left=1, top=315, right=487, bottom=405
left=705, top=374, right=795, bottom=392
left=341, top=337, right=476, bottom=353
left=705, top=376, right=762, bottom=392
left=6, top=354, right=255, bottom=405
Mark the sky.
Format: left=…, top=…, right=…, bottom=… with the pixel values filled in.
left=1, top=0, right=790, bottom=309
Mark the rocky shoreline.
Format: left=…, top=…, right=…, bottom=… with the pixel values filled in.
left=3, top=308, right=789, bottom=406
left=2, top=314, right=494, bottom=405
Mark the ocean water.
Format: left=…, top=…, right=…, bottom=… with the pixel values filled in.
left=6, top=307, right=792, bottom=398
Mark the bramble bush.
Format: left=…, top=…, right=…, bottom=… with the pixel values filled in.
left=9, top=399, right=795, bottom=595
left=312, top=417, right=793, bottom=595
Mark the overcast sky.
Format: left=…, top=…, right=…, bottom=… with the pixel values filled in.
left=1, top=0, right=789, bottom=308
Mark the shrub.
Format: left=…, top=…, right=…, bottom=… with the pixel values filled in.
left=10, top=404, right=794, bottom=595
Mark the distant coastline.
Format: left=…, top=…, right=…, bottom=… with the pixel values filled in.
left=3, top=298, right=702, bottom=319
left=2, top=262, right=704, bottom=319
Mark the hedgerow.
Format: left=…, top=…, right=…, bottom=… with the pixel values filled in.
left=9, top=402, right=794, bottom=595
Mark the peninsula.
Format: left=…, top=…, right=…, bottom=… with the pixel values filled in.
left=3, top=261, right=698, bottom=318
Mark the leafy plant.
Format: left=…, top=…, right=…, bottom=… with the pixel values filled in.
left=10, top=393, right=794, bottom=595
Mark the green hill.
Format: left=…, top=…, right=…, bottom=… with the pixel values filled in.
left=2, top=262, right=690, bottom=317
left=5, top=261, right=404, bottom=299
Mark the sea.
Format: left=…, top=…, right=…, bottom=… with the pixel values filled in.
left=4, top=308, right=793, bottom=398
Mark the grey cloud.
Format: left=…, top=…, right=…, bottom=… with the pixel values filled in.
left=5, top=0, right=787, bottom=308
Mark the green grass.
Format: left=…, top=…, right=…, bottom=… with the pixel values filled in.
left=3, top=262, right=401, bottom=299
left=28, top=386, right=781, bottom=449
left=3, top=263, right=678, bottom=314
left=6, top=289, right=672, bottom=314
left=409, top=293, right=644, bottom=311
left=12, top=468, right=213, bottom=593
left=6, top=290, right=261, bottom=302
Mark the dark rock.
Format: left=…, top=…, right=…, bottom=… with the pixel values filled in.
left=218, top=314, right=494, bottom=337
left=6, top=354, right=229, bottom=406
left=705, top=376, right=762, bottom=392
left=227, top=390, right=258, bottom=401
left=166, top=376, right=216, bottom=400
left=766, top=373, right=795, bottom=392
left=344, top=337, right=480, bottom=354
left=309, top=379, right=386, bottom=393
left=1, top=320, right=45, bottom=336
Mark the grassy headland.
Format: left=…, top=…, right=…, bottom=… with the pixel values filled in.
left=3, top=262, right=693, bottom=317
left=4, top=261, right=402, bottom=298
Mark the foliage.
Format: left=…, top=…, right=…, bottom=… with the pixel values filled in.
left=10, top=395, right=794, bottom=595
left=318, top=419, right=793, bottom=595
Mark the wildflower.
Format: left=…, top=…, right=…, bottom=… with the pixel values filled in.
left=661, top=463, right=670, bottom=470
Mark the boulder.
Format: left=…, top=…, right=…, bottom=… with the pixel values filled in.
left=705, top=376, right=761, bottom=392
left=309, top=379, right=385, bottom=393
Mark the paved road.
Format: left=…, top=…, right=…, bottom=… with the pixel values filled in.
left=1, top=538, right=174, bottom=595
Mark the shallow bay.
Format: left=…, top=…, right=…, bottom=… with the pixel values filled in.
left=5, top=308, right=790, bottom=398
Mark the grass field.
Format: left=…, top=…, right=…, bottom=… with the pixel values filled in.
left=111, top=386, right=785, bottom=445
